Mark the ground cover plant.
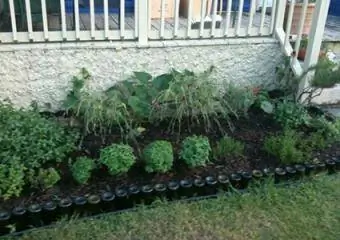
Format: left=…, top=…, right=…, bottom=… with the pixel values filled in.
left=0, top=64, right=339, bottom=213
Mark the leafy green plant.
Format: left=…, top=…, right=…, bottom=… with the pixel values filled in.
left=274, top=98, right=311, bottom=128
left=254, top=90, right=274, bottom=114
left=143, top=141, right=174, bottom=173
left=213, top=136, right=245, bottom=160
left=0, top=160, right=26, bottom=200
left=263, top=130, right=307, bottom=164
left=0, top=103, right=79, bottom=169
left=152, top=67, right=237, bottom=134
left=180, top=135, right=211, bottom=168
left=63, top=68, right=131, bottom=136
left=71, top=157, right=96, bottom=184
left=312, top=57, right=340, bottom=88
left=99, top=144, right=136, bottom=175
left=308, top=117, right=340, bottom=144
left=223, top=84, right=256, bottom=116
left=37, top=168, right=61, bottom=190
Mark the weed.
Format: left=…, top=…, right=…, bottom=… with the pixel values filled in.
left=213, top=136, right=245, bottom=160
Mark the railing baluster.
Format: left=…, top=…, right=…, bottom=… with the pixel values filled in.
left=60, top=0, right=67, bottom=40
left=24, top=0, right=34, bottom=41
left=270, top=0, right=277, bottom=34
left=284, top=0, right=295, bottom=47
left=187, top=0, right=193, bottom=38
left=160, top=0, right=165, bottom=38
left=259, top=0, right=268, bottom=35
left=200, top=0, right=207, bottom=37
left=8, top=0, right=17, bottom=41
left=41, top=0, right=49, bottom=40
left=174, top=0, right=180, bottom=37
left=219, top=0, right=223, bottom=14
left=90, top=0, right=95, bottom=39
left=224, top=0, right=232, bottom=36
left=120, top=0, right=125, bottom=38
left=236, top=0, right=244, bottom=36
left=104, top=0, right=109, bottom=39
left=294, top=0, right=308, bottom=62
left=211, top=0, right=218, bottom=36
left=74, top=0, right=80, bottom=40
left=247, top=0, right=256, bottom=35
left=134, top=0, right=138, bottom=38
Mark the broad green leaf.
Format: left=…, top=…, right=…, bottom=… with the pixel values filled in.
left=261, top=101, right=274, bottom=114
left=133, top=72, right=152, bottom=83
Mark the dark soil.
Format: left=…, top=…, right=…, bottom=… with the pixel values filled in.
left=1, top=109, right=340, bottom=210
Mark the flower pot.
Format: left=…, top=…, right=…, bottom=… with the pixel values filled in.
left=263, top=168, right=275, bottom=180
left=325, top=160, right=336, bottom=174
left=0, top=211, right=11, bottom=236
left=141, top=184, right=154, bottom=205
left=87, top=195, right=101, bottom=215
left=128, top=184, right=141, bottom=206
left=167, top=180, right=180, bottom=200
left=11, top=207, right=27, bottom=232
left=294, top=164, right=306, bottom=179
left=252, top=170, right=264, bottom=184
left=285, top=166, right=297, bottom=181
left=240, top=172, right=252, bottom=189
left=58, top=198, right=73, bottom=217
left=73, top=196, right=87, bottom=216
left=297, top=48, right=326, bottom=61
left=101, top=191, right=116, bottom=212
left=27, top=204, right=43, bottom=227
left=334, top=157, right=340, bottom=171
left=42, top=201, right=57, bottom=225
left=154, top=183, right=167, bottom=200
left=304, top=162, right=316, bottom=176
left=315, top=162, right=326, bottom=174
left=284, top=3, right=315, bottom=36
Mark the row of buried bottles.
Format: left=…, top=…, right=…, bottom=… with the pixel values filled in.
left=1, top=158, right=340, bottom=236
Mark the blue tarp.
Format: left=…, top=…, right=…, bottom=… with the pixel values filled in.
left=329, top=0, right=340, bottom=16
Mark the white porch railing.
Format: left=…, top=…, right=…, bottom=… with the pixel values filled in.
left=0, top=0, right=275, bottom=43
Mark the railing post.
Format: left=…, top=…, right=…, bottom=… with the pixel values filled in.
left=274, top=0, right=287, bottom=35
left=138, top=0, right=149, bottom=46
left=298, top=0, right=331, bottom=100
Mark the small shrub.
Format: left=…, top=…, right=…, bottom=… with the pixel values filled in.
left=263, top=130, right=307, bottom=164
left=224, top=84, right=256, bottom=116
left=99, top=144, right=136, bottom=175
left=0, top=160, right=26, bottom=200
left=213, top=136, right=244, bottom=160
left=180, top=136, right=211, bottom=168
left=71, top=157, right=96, bottom=184
left=37, top=168, right=61, bottom=190
left=143, top=141, right=174, bottom=173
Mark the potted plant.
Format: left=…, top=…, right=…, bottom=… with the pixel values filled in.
left=297, top=35, right=326, bottom=61
left=284, top=0, right=316, bottom=36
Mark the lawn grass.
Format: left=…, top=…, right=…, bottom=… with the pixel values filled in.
left=5, top=176, right=340, bottom=240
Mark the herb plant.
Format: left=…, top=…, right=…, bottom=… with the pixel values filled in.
left=180, top=136, right=211, bottom=168
left=143, top=141, right=174, bottom=173
left=213, top=136, right=245, bottom=160
left=0, top=160, right=26, bottom=200
left=37, top=168, right=61, bottom=190
left=71, top=157, right=96, bottom=185
left=99, top=144, right=136, bottom=176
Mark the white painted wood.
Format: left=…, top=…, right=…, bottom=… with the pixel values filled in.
left=219, top=0, right=223, bottom=14
left=247, top=0, right=256, bottom=35
left=211, top=0, right=218, bottom=36
left=274, top=0, right=287, bottom=34
left=8, top=0, right=17, bottom=41
left=236, top=0, right=244, bottom=36
left=60, top=0, right=67, bottom=39
left=74, top=0, right=80, bottom=40
left=224, top=0, right=232, bottom=36
left=104, top=0, right=109, bottom=38
left=299, top=0, right=331, bottom=100
left=120, top=0, right=125, bottom=38
left=293, top=0, right=308, bottom=63
left=284, top=0, right=295, bottom=47
left=259, top=0, right=268, bottom=35
left=138, top=0, right=149, bottom=45
left=134, top=0, right=138, bottom=38
left=187, top=0, right=193, bottom=38
left=174, top=0, right=180, bottom=37
left=270, top=0, right=277, bottom=34
left=160, top=0, right=166, bottom=38
left=200, top=0, right=207, bottom=37
left=90, top=0, right=95, bottom=38
left=40, top=0, right=49, bottom=40
left=24, top=0, right=33, bottom=40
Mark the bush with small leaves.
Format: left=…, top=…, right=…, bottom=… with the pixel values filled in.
left=143, top=141, right=174, bottom=173
left=0, top=160, right=26, bottom=200
left=213, top=136, right=245, bottom=160
left=180, top=135, right=211, bottom=168
left=264, top=130, right=307, bottom=164
left=71, top=157, right=96, bottom=184
left=99, top=144, right=136, bottom=176
left=37, top=168, right=61, bottom=190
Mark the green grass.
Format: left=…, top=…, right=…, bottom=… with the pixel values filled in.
left=6, top=176, right=340, bottom=240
